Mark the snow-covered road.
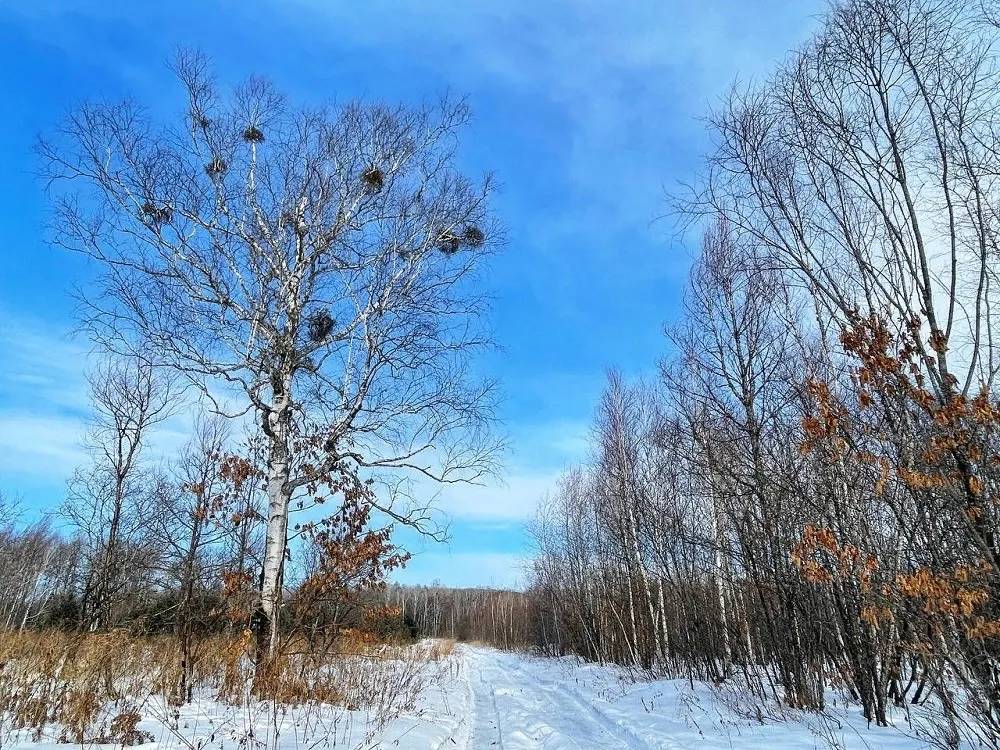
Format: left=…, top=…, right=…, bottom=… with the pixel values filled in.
left=385, top=646, right=928, bottom=749
left=463, top=648, right=653, bottom=749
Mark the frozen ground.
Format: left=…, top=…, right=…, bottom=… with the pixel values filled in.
left=384, top=647, right=928, bottom=749
left=8, top=645, right=940, bottom=749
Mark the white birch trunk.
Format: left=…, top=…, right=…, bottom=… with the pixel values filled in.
left=258, top=379, right=292, bottom=659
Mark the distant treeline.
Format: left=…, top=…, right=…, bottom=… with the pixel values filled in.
left=383, top=585, right=534, bottom=650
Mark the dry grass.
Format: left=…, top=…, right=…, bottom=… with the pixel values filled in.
left=0, top=630, right=179, bottom=744
left=0, top=630, right=454, bottom=749
left=426, top=639, right=456, bottom=661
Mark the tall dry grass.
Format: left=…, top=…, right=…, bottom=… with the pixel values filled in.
left=0, top=630, right=454, bottom=749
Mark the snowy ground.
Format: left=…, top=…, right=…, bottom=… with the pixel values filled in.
left=7, top=645, right=942, bottom=749
left=383, top=647, right=929, bottom=749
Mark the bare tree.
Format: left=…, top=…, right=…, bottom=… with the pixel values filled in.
left=41, top=50, right=503, bottom=658
left=385, top=584, right=534, bottom=650
left=0, top=500, right=83, bottom=631
left=150, top=413, right=232, bottom=702
left=62, top=356, right=174, bottom=630
left=665, top=0, right=1000, bottom=738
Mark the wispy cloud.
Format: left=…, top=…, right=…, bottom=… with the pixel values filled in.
left=432, top=472, right=559, bottom=523
left=0, top=310, right=581, bottom=525
left=0, top=314, right=90, bottom=486
left=0, top=315, right=90, bottom=413
left=0, top=312, right=194, bottom=494
left=291, top=0, right=822, bottom=239
left=0, top=414, right=87, bottom=479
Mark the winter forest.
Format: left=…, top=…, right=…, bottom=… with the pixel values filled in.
left=3, top=0, right=1000, bottom=747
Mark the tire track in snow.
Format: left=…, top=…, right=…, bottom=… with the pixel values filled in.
left=459, top=648, right=505, bottom=748
left=428, top=654, right=475, bottom=750
left=533, top=669, right=656, bottom=750
left=462, top=646, right=658, bottom=749
left=478, top=652, right=505, bottom=748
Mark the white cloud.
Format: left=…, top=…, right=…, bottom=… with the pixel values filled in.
left=0, top=315, right=90, bottom=485
left=290, top=0, right=823, bottom=237
left=372, top=417, right=587, bottom=526
left=512, top=418, right=591, bottom=468
left=0, top=313, right=199, bottom=491
left=0, top=317, right=90, bottom=412
left=0, top=413, right=87, bottom=478
left=0, top=313, right=569, bottom=530
left=432, top=472, right=559, bottom=523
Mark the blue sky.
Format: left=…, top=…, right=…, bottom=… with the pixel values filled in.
left=0, top=0, right=822, bottom=588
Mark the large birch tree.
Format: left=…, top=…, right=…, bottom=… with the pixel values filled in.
left=42, top=51, right=502, bottom=659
